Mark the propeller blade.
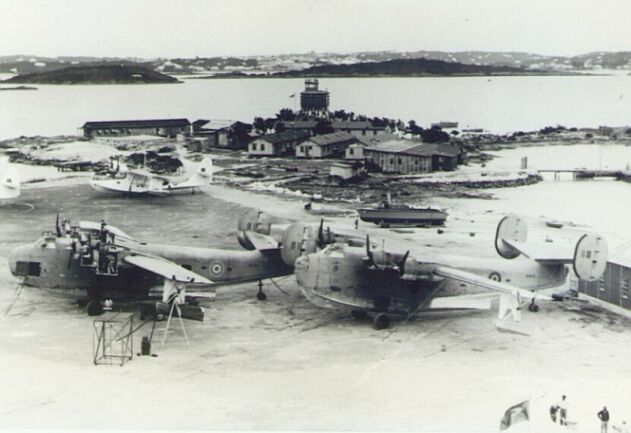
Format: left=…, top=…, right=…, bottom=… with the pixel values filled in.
left=317, top=219, right=325, bottom=248
left=55, top=212, right=61, bottom=237
left=398, top=250, right=410, bottom=276
left=365, top=234, right=376, bottom=267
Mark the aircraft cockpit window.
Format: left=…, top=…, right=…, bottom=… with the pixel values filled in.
left=15, top=261, right=41, bottom=277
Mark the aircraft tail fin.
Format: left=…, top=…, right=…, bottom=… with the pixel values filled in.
left=573, top=233, right=608, bottom=281
left=495, top=214, right=528, bottom=259
left=0, top=161, right=20, bottom=199
left=189, top=157, right=213, bottom=184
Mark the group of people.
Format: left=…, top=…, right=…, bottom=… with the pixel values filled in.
left=64, top=219, right=118, bottom=275
left=549, top=396, right=625, bottom=433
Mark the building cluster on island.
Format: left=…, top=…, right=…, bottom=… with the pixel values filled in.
left=78, top=79, right=631, bottom=181
left=79, top=79, right=468, bottom=181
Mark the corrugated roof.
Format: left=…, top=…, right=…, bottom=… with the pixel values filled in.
left=331, top=120, right=386, bottom=130
left=257, top=130, right=310, bottom=145
left=365, top=140, right=434, bottom=156
left=307, top=131, right=356, bottom=147
left=83, top=118, right=190, bottom=129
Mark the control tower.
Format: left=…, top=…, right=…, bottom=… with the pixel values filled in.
left=300, top=79, right=329, bottom=117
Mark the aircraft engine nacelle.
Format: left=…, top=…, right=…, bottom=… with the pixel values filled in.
left=280, top=222, right=319, bottom=267
left=573, top=233, right=608, bottom=281
left=237, top=209, right=272, bottom=234
left=495, top=214, right=528, bottom=259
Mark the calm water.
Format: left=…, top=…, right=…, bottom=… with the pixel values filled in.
left=1, top=74, right=631, bottom=139
left=438, top=144, right=631, bottom=243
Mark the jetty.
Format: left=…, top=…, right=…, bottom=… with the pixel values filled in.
left=539, top=169, right=631, bottom=181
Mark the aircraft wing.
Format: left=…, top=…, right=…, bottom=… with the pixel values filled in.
left=123, top=254, right=212, bottom=284
left=433, top=265, right=551, bottom=323
left=241, top=231, right=280, bottom=251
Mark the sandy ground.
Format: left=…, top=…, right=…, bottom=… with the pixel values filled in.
left=0, top=181, right=630, bottom=433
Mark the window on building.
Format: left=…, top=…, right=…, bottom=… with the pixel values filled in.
left=389, top=158, right=394, bottom=164
left=398, top=158, right=402, bottom=165
left=623, top=278, right=630, bottom=300
left=362, top=130, right=366, bottom=135
left=373, top=130, right=377, bottom=136
left=260, top=143, right=265, bottom=151
left=349, top=148, right=354, bottom=155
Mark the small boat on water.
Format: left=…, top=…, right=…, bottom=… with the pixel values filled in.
left=357, top=193, right=447, bottom=227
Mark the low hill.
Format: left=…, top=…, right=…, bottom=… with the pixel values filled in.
left=4, top=64, right=179, bottom=84
left=274, top=58, right=527, bottom=77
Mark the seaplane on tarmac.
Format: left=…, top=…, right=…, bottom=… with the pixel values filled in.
left=0, top=157, right=20, bottom=201
left=293, top=214, right=609, bottom=329
left=90, top=157, right=213, bottom=197
left=7, top=210, right=346, bottom=319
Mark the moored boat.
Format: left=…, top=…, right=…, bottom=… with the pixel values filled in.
left=357, top=194, right=447, bottom=227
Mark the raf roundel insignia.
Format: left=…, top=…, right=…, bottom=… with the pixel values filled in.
left=488, top=271, right=502, bottom=282
left=210, top=261, right=224, bottom=276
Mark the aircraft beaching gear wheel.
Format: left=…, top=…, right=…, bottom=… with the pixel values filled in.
left=528, top=301, right=540, bottom=313
left=86, top=300, right=103, bottom=316
left=256, top=280, right=267, bottom=301
left=373, top=313, right=390, bottom=330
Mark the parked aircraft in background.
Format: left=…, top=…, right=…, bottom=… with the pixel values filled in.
left=293, top=215, right=608, bottom=328
left=0, top=158, right=20, bottom=200
left=90, top=157, right=213, bottom=197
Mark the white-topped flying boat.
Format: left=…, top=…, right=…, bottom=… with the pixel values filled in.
left=0, top=157, right=20, bottom=200
left=90, top=157, right=213, bottom=197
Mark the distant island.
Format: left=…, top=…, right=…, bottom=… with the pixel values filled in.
left=200, top=58, right=578, bottom=79
left=3, top=64, right=179, bottom=84
left=0, top=85, right=37, bottom=91
left=275, top=58, right=525, bottom=77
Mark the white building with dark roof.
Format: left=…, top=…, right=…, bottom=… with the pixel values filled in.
left=295, top=131, right=357, bottom=158
left=248, top=130, right=310, bottom=157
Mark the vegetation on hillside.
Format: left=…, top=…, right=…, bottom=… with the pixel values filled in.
left=4, top=64, right=179, bottom=84
left=273, top=58, right=525, bottom=77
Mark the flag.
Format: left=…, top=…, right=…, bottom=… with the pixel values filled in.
left=289, top=93, right=295, bottom=98
left=500, top=400, right=530, bottom=430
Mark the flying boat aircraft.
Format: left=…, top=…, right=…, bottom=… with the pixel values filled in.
left=90, top=157, right=213, bottom=197
left=7, top=210, right=343, bottom=317
left=293, top=215, right=609, bottom=329
left=0, top=158, right=20, bottom=201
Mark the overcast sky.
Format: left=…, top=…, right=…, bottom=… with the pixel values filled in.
left=1, top=0, right=630, bottom=58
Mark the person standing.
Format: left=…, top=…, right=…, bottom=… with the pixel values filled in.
left=599, top=406, right=610, bottom=433
left=558, top=395, right=568, bottom=426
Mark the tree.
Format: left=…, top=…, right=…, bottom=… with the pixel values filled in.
left=314, top=119, right=334, bottom=135
left=253, top=117, right=267, bottom=133
left=275, top=122, right=287, bottom=133
left=276, top=108, right=296, bottom=121
left=421, top=126, right=450, bottom=143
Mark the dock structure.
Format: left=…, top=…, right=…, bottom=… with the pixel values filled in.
left=538, top=169, right=628, bottom=181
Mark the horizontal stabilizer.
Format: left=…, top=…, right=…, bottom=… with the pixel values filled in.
left=500, top=238, right=575, bottom=264
left=123, top=254, right=212, bottom=284
left=241, top=231, right=279, bottom=251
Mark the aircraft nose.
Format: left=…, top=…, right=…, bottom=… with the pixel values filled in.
left=8, top=245, right=27, bottom=277
left=294, top=255, right=309, bottom=285
left=8, top=247, right=19, bottom=276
